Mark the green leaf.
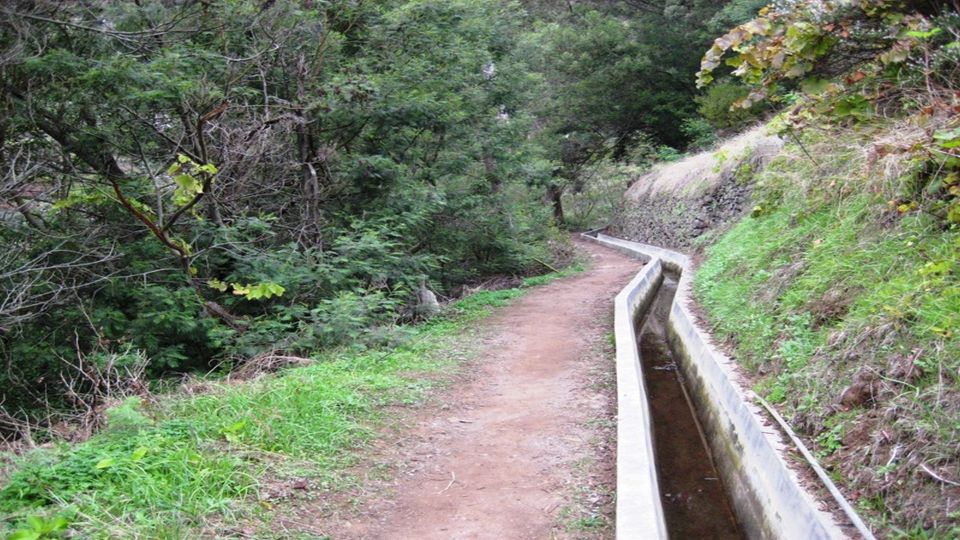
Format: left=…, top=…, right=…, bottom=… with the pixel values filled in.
left=51, top=189, right=108, bottom=212
left=223, top=420, right=247, bottom=433
left=26, top=516, right=44, bottom=530
left=197, top=163, right=219, bottom=175
left=833, top=94, right=873, bottom=120
left=173, top=174, right=200, bottom=191
left=933, top=128, right=960, bottom=140
left=95, top=457, right=116, bottom=469
left=49, top=516, right=69, bottom=532
left=905, top=27, right=941, bottom=39
left=934, top=128, right=960, bottom=149
left=168, top=236, right=193, bottom=256
left=208, top=278, right=229, bottom=292
left=131, top=446, right=148, bottom=461
left=231, top=283, right=251, bottom=296
left=126, top=197, right=156, bottom=217
left=172, top=172, right=204, bottom=206
left=230, top=282, right=285, bottom=300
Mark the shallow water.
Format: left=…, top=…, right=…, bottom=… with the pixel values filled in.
left=637, top=272, right=743, bottom=539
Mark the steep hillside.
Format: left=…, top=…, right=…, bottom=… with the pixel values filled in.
left=609, top=125, right=782, bottom=248
left=621, top=120, right=959, bottom=536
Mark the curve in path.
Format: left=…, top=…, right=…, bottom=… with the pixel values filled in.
left=327, top=240, right=641, bottom=539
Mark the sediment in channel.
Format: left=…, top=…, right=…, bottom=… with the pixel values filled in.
left=636, top=271, right=743, bottom=539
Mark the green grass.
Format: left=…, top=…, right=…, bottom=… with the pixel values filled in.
left=693, top=126, right=959, bottom=537
left=0, top=264, right=584, bottom=538
left=696, top=184, right=959, bottom=399
left=567, top=514, right=607, bottom=531
left=0, top=417, right=254, bottom=538
left=520, top=261, right=584, bottom=288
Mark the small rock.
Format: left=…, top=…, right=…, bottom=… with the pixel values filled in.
left=416, top=283, right=441, bottom=318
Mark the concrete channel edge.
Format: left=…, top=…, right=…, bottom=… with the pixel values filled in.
left=612, top=256, right=669, bottom=539
left=582, top=232, right=858, bottom=540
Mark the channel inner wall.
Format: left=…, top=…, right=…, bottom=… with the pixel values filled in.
left=584, top=232, right=846, bottom=540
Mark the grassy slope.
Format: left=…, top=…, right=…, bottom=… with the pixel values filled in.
left=0, top=266, right=581, bottom=539
left=694, top=123, right=959, bottom=537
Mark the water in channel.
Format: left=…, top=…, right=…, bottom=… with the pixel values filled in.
left=636, top=272, right=743, bottom=539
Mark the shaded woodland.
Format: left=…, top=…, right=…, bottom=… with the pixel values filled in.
left=0, top=0, right=752, bottom=423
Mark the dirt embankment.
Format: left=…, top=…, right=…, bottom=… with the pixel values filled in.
left=609, top=125, right=783, bottom=248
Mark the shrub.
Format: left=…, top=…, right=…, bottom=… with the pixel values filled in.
left=680, top=117, right=718, bottom=150
left=696, top=81, right=766, bottom=130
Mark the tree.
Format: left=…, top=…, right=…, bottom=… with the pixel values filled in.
left=0, top=0, right=561, bottom=419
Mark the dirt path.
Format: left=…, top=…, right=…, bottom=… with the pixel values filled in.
left=308, top=241, right=641, bottom=539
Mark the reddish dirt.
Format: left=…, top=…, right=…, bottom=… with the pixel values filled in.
left=302, top=240, right=641, bottom=539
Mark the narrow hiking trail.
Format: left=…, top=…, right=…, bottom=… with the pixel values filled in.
left=309, top=241, right=642, bottom=539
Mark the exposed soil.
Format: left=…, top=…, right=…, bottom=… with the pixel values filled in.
left=282, top=240, right=641, bottom=539
left=610, top=174, right=753, bottom=249
left=609, top=125, right=783, bottom=250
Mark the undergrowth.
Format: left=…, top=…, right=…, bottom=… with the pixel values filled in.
left=0, top=265, right=582, bottom=538
left=694, top=124, right=959, bottom=537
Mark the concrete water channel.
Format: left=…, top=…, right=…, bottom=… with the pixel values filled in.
left=637, top=270, right=742, bottom=538
left=584, top=232, right=871, bottom=540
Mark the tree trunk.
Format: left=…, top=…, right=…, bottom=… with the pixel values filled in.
left=297, top=125, right=324, bottom=246
left=546, top=185, right=564, bottom=226
left=483, top=153, right=501, bottom=193
left=296, top=53, right=323, bottom=247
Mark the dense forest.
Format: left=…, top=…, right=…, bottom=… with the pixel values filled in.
left=2, top=0, right=959, bottom=537
left=0, top=0, right=760, bottom=424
